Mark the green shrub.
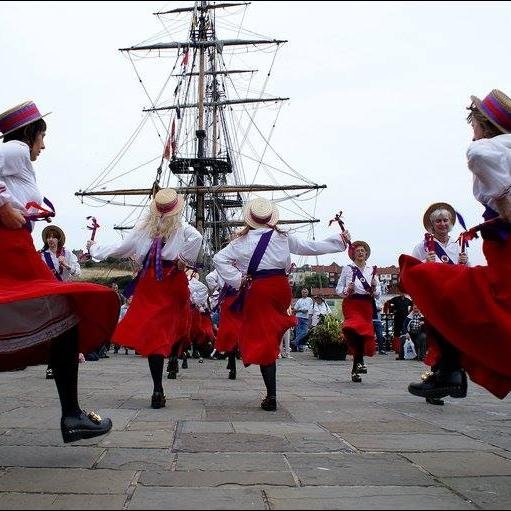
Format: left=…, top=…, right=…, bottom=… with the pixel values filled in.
left=307, top=314, right=346, bottom=357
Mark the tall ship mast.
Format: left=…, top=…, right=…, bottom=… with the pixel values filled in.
left=76, top=1, right=326, bottom=267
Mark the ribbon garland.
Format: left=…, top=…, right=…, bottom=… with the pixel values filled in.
left=25, top=198, right=56, bottom=222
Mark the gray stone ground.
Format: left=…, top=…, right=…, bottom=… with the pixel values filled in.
left=0, top=351, right=510, bottom=510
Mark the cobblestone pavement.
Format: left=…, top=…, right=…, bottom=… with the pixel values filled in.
left=0, top=351, right=510, bottom=509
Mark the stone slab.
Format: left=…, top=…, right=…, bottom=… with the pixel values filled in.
left=128, top=486, right=266, bottom=510
left=174, top=432, right=291, bottom=452
left=441, top=476, right=511, bottom=509
left=402, top=451, right=511, bottom=477
left=139, top=469, right=296, bottom=487
left=175, top=452, right=288, bottom=471
left=98, top=430, right=174, bottom=449
left=0, top=445, right=103, bottom=468
left=285, top=453, right=435, bottom=486
left=0, top=468, right=135, bottom=494
left=263, top=485, right=476, bottom=510
left=96, top=448, right=175, bottom=470
left=340, top=432, right=495, bottom=452
left=181, top=420, right=234, bottom=433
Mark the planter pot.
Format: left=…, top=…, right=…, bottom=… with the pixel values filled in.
left=317, top=343, right=347, bottom=361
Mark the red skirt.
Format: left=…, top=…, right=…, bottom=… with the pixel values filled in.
left=215, top=294, right=242, bottom=353
left=342, top=295, right=376, bottom=357
left=399, top=237, right=511, bottom=399
left=113, top=265, right=190, bottom=357
left=239, top=275, right=297, bottom=366
left=0, top=228, right=119, bottom=370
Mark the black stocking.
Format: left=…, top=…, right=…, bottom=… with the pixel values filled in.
left=148, top=355, right=164, bottom=393
left=50, top=325, right=81, bottom=418
left=227, top=351, right=237, bottom=372
left=259, top=363, right=276, bottom=398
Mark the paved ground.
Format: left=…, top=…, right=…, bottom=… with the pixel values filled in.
left=0, top=351, right=510, bottom=509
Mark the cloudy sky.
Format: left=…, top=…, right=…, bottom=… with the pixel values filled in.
left=2, top=0, right=509, bottom=268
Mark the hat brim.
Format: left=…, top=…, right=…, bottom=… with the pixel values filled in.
left=348, top=240, right=371, bottom=261
left=470, top=96, right=510, bottom=135
left=42, top=224, right=65, bottom=246
left=0, top=112, right=51, bottom=139
left=150, top=194, right=185, bottom=217
left=423, top=202, right=456, bottom=232
left=243, top=203, right=279, bottom=229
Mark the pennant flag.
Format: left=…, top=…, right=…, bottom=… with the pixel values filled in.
left=181, top=48, right=189, bottom=67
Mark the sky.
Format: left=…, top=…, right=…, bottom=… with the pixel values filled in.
left=2, top=0, right=510, bottom=269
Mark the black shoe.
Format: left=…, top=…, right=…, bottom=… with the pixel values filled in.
left=181, top=358, right=188, bottom=369
left=228, top=369, right=236, bottom=380
left=355, top=363, right=367, bottom=374
left=260, top=396, right=277, bottom=411
left=378, top=350, right=387, bottom=355
left=61, top=411, right=112, bottom=443
left=408, top=370, right=466, bottom=399
left=151, top=391, right=166, bottom=409
left=426, top=397, right=445, bottom=406
left=46, top=368, right=54, bottom=380
left=351, top=372, right=362, bottom=383
left=167, top=371, right=177, bottom=379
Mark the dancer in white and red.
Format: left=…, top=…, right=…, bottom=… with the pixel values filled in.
left=88, top=188, right=202, bottom=409
left=0, top=100, right=118, bottom=443
left=214, top=197, right=350, bottom=411
left=206, top=268, right=241, bottom=380
left=411, top=202, right=470, bottom=405
left=40, top=225, right=82, bottom=380
left=336, top=241, right=381, bottom=383
left=189, top=273, right=215, bottom=355
left=167, top=272, right=212, bottom=378
left=400, top=89, right=511, bottom=401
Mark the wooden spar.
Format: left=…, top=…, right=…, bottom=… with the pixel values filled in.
left=171, top=69, right=257, bottom=77
left=144, top=97, right=288, bottom=112
left=154, top=2, right=251, bottom=15
left=119, top=39, right=287, bottom=52
left=75, top=184, right=326, bottom=198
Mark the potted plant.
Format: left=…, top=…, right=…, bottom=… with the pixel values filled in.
left=307, top=314, right=347, bottom=361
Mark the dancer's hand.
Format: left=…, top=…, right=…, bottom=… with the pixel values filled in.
left=0, top=203, right=25, bottom=229
left=496, top=195, right=511, bottom=223
left=86, top=240, right=96, bottom=250
left=425, top=251, right=436, bottom=262
left=341, top=230, right=351, bottom=245
left=458, top=253, right=468, bottom=265
left=177, top=260, right=186, bottom=271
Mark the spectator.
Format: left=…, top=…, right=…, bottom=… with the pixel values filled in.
left=292, top=288, right=313, bottom=352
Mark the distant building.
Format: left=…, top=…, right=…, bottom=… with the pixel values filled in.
left=376, top=265, right=400, bottom=294
left=311, top=262, right=342, bottom=287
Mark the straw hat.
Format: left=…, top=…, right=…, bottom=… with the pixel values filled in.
left=423, top=202, right=456, bottom=232
left=150, top=188, right=185, bottom=217
left=42, top=225, right=65, bottom=247
left=348, top=240, right=371, bottom=262
left=470, top=89, right=511, bottom=134
left=243, top=197, right=279, bottom=229
left=0, top=101, right=51, bottom=138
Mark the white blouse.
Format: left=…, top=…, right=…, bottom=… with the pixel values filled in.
left=213, top=228, right=347, bottom=290
left=467, top=133, right=511, bottom=212
left=89, top=221, right=202, bottom=267
left=411, top=236, right=468, bottom=264
left=336, top=264, right=381, bottom=298
left=205, top=269, right=224, bottom=292
left=0, top=141, right=43, bottom=214
left=40, top=248, right=81, bottom=281
left=0, top=141, right=77, bottom=350
left=189, top=277, right=209, bottom=309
